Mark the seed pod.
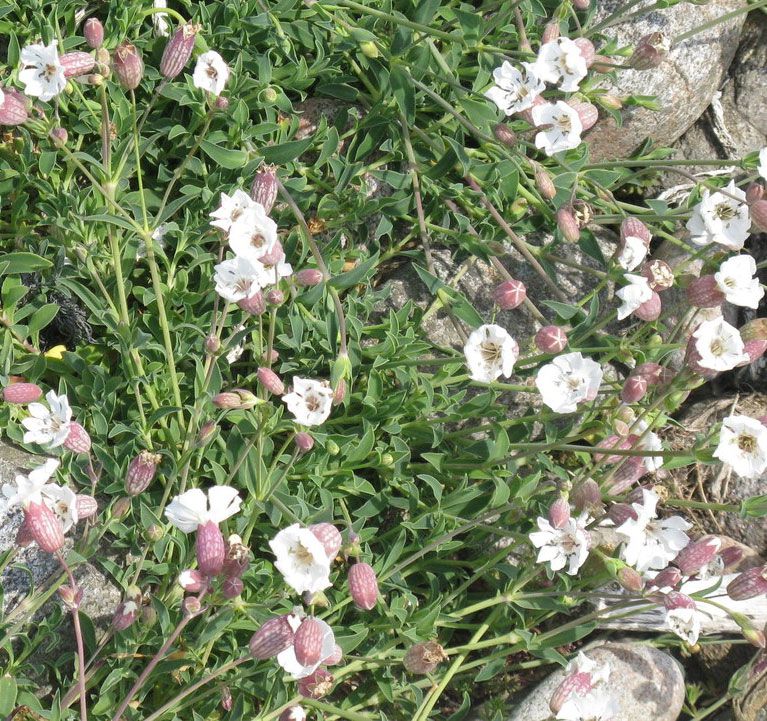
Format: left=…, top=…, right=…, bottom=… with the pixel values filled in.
left=75, top=494, right=98, bottom=519
left=547, top=497, right=571, bottom=530
left=633, top=291, right=661, bottom=321
left=26, top=501, right=65, bottom=553
left=751, top=200, right=767, bottom=232
left=125, top=450, right=162, bottom=495
left=686, top=275, right=724, bottom=308
left=211, top=389, right=259, bottom=409
left=238, top=290, right=266, bottom=316
left=160, top=23, right=201, bottom=79
left=257, top=367, right=285, bottom=395
left=197, top=520, right=225, bottom=576
left=550, top=671, right=592, bottom=714
left=621, top=375, right=648, bottom=403
left=84, top=18, right=104, bottom=49
left=249, top=616, right=296, bottom=658
left=556, top=207, right=580, bottom=243
left=674, top=536, right=722, bottom=577
left=295, top=432, right=315, bottom=452
left=494, top=279, right=526, bottom=310
left=535, top=325, right=568, bottom=353
left=348, top=562, right=379, bottom=610
left=0, top=90, right=29, bottom=126
left=746, top=182, right=764, bottom=205
left=3, top=382, right=42, bottom=404
left=492, top=123, right=517, bottom=148
left=296, top=268, right=324, bottom=286
left=205, top=334, right=221, bottom=354
left=222, top=576, right=244, bottom=599
left=403, top=641, right=447, bottom=674
left=51, top=127, right=68, bottom=146
left=727, top=565, right=767, bottom=601
left=60, top=52, right=95, bottom=79
left=535, top=166, right=557, bottom=199
left=250, top=164, right=279, bottom=214
left=631, top=32, right=670, bottom=70
left=294, top=617, right=325, bottom=667
left=574, top=38, right=596, bottom=67
left=178, top=569, right=207, bottom=592
left=571, top=101, right=598, bottom=131
left=297, top=668, right=334, bottom=699
left=113, top=42, right=144, bottom=90
left=621, top=217, right=651, bottom=244
left=279, top=707, right=307, bottom=721
left=310, top=523, right=342, bottom=560
left=63, top=421, right=91, bottom=454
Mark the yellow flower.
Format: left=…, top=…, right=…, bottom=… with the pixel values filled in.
left=44, top=345, right=67, bottom=359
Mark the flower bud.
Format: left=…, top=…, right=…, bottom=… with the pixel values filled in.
left=621, top=375, right=648, bottom=404
left=3, top=382, right=42, bottom=404
left=26, top=501, right=65, bottom=553
left=60, top=52, right=95, bottom=80
left=547, top=497, right=571, bottom=530
left=257, top=366, right=285, bottom=395
left=221, top=687, right=233, bottom=712
left=63, top=421, right=91, bottom=455
left=141, top=605, right=158, bottom=626
left=294, top=617, right=325, bottom=667
left=621, top=217, right=651, bottom=244
left=178, top=569, right=207, bottom=592
left=556, top=207, right=580, bottom=242
left=631, top=362, right=672, bottom=387
left=205, top=334, right=221, bottom=354
left=599, top=94, right=623, bottom=110
left=16, top=516, right=34, bottom=547
left=295, top=432, right=314, bottom=452
left=146, top=524, right=163, bottom=542
left=573, top=0, right=591, bottom=10
left=222, top=576, right=244, bottom=599
left=58, top=584, right=83, bottom=610
left=95, top=47, right=110, bottom=70
left=494, top=279, right=526, bottom=310
left=160, top=23, right=201, bottom=79
left=113, top=42, right=144, bottom=90
left=296, top=268, right=323, bottom=287
left=0, top=90, right=29, bottom=126
left=535, top=166, right=557, bottom=199
left=212, top=389, right=259, bottom=409
left=310, top=523, right=342, bottom=560
left=732, top=612, right=767, bottom=648
left=574, top=38, right=596, bottom=67
left=607, top=502, right=638, bottom=526
left=279, top=707, right=307, bottom=721
left=631, top=32, right=670, bottom=70
left=541, top=22, right=560, bottom=44
left=266, top=288, right=284, bottom=306
left=51, top=127, right=68, bottom=146
left=250, top=164, right=279, bottom=214
left=348, top=562, right=379, bottom=610
left=535, top=325, right=568, bottom=353
left=197, top=420, right=217, bottom=447
left=617, top=565, right=644, bottom=592
left=633, top=291, right=661, bottom=321
left=720, top=545, right=745, bottom=571
left=297, top=668, right=334, bottom=699
left=84, top=18, right=104, bottom=49
left=747, top=182, right=764, bottom=205
left=112, top=599, right=140, bottom=630
left=664, top=590, right=695, bottom=610
left=590, top=55, right=614, bottom=73
left=238, top=290, right=266, bottom=316
left=492, top=122, right=517, bottom=148
left=403, top=641, right=447, bottom=674
left=183, top=597, right=202, bottom=616
left=125, top=450, right=161, bottom=495
left=550, top=672, right=592, bottom=714
left=75, top=494, right=98, bottom=519
left=215, top=95, right=229, bottom=110
left=649, top=566, right=682, bottom=591
left=571, top=101, right=598, bottom=131
left=571, top=479, right=601, bottom=512
left=642, top=259, right=674, bottom=291
left=332, top=378, right=346, bottom=406
left=751, top=200, right=767, bottom=232
left=249, top=615, right=295, bottom=658
left=359, top=41, right=379, bottom=58
left=727, top=565, right=767, bottom=601
left=304, top=590, right=330, bottom=608
left=674, top=536, right=722, bottom=577
left=685, top=275, right=724, bottom=308
left=112, top=496, right=132, bottom=519
left=197, top=520, right=225, bottom=577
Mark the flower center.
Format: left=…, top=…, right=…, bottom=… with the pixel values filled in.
left=557, top=114, right=572, bottom=133
left=305, top=394, right=321, bottom=413
left=45, top=64, right=58, bottom=80
left=738, top=434, right=756, bottom=453
left=709, top=339, right=724, bottom=356
left=293, top=541, right=315, bottom=565
left=715, top=202, right=736, bottom=221
left=206, top=65, right=218, bottom=79
left=250, top=232, right=266, bottom=248
left=479, top=340, right=502, bottom=366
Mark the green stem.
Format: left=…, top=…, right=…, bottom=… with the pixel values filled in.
left=330, top=0, right=456, bottom=41
left=675, top=0, right=767, bottom=43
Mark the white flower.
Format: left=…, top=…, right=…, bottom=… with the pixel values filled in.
left=616, top=274, right=652, bottom=320
left=485, top=61, right=545, bottom=115
left=43, top=484, right=79, bottom=533
left=21, top=390, right=73, bottom=449
left=532, top=101, right=583, bottom=156
left=1, top=458, right=60, bottom=511
left=715, top=255, right=764, bottom=309
left=758, top=147, right=767, bottom=182
left=164, top=486, right=242, bottom=533
left=713, top=415, right=767, bottom=479
left=686, top=181, right=750, bottom=250
left=228, top=205, right=279, bottom=262
left=564, top=652, right=611, bottom=688
left=269, top=524, right=332, bottom=594
left=693, top=317, right=749, bottom=372
left=277, top=615, right=336, bottom=679
left=464, top=324, right=519, bottom=383
left=556, top=688, right=619, bottom=721
left=535, top=351, right=603, bottom=414
left=192, top=51, right=230, bottom=96
left=534, top=37, right=588, bottom=92
left=226, top=343, right=245, bottom=365
left=664, top=606, right=701, bottom=645
left=19, top=41, right=67, bottom=102
left=152, top=0, right=170, bottom=37
left=616, top=235, right=648, bottom=271
left=615, top=489, right=691, bottom=572
left=530, top=514, right=591, bottom=575
left=214, top=256, right=262, bottom=302
left=210, top=190, right=257, bottom=234
left=631, top=418, right=664, bottom=471
left=282, top=377, right=333, bottom=426
left=254, top=253, right=293, bottom=287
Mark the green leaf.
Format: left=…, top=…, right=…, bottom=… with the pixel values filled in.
left=28, top=303, right=59, bottom=337
left=390, top=65, right=415, bottom=123
left=474, top=657, right=507, bottom=682
left=540, top=300, right=582, bottom=321
left=412, top=264, right=484, bottom=327
left=329, top=252, right=380, bottom=290
left=261, top=137, right=314, bottom=165
left=0, top=676, right=17, bottom=715
left=0, top=252, right=53, bottom=275
left=81, top=214, right=141, bottom=234
left=200, top=140, right=248, bottom=169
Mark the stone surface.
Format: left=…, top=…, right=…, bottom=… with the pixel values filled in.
left=506, top=641, right=684, bottom=721
left=588, top=0, right=747, bottom=161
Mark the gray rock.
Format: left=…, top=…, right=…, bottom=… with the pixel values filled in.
left=507, top=641, right=684, bottom=721
left=588, top=0, right=747, bottom=161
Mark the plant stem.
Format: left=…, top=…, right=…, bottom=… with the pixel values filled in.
left=675, top=0, right=767, bottom=42
left=330, top=0, right=455, bottom=41
left=56, top=553, right=88, bottom=721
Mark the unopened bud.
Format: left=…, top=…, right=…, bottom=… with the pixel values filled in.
left=212, top=389, right=259, bottom=409
left=571, top=479, right=601, bottom=512
left=541, top=22, right=560, bottom=44
left=60, top=52, right=96, bottom=79
left=535, top=166, right=557, bottom=199
left=221, top=687, right=233, bottom=712
left=403, top=641, right=447, bottom=674
left=686, top=275, right=724, bottom=308
left=548, top=497, right=571, bottom=529
left=590, top=55, right=613, bottom=73
left=141, top=605, right=158, bottom=626
left=51, top=127, right=68, bottom=146
left=494, top=279, right=527, bottom=310
left=238, top=290, right=266, bottom=316
left=3, top=382, right=42, bottom=404
left=359, top=41, right=379, bottom=58
left=125, top=450, right=161, bottom=495
left=26, top=501, right=65, bottom=553
left=747, top=182, right=764, bottom=205
left=599, top=93, right=623, bottom=110
left=650, top=566, right=682, bottom=591
left=621, top=375, right=648, bottom=403
left=751, top=200, right=767, bottom=232
left=535, top=325, right=568, bottom=353
left=631, top=32, right=670, bottom=70
left=112, top=599, right=140, bottom=630
left=674, top=536, right=722, bottom=577
left=617, top=565, right=644, bottom=592
left=64, top=421, right=91, bottom=454
left=633, top=291, right=661, bottom=321
left=295, top=432, right=315, bottom=452
left=295, top=268, right=324, bottom=286
left=222, top=576, right=244, bottom=599
left=146, top=524, right=163, bottom=542
left=332, top=378, right=346, bottom=406
left=113, top=42, right=144, bottom=90
left=183, top=596, right=202, bottom=615
left=348, top=562, right=379, bottom=610
left=197, top=419, right=217, bottom=447
left=205, top=334, right=221, bottom=354
left=493, top=123, right=517, bottom=147
left=556, top=207, right=580, bottom=242
left=84, top=18, right=104, bottom=49
left=257, top=366, right=285, bottom=395
left=160, top=23, right=201, bottom=79
left=266, top=288, right=284, bottom=306
left=727, top=565, right=767, bottom=601
left=215, top=96, right=229, bottom=110
left=574, top=38, right=596, bottom=67
left=112, top=496, right=132, bottom=519
left=58, top=584, right=83, bottom=609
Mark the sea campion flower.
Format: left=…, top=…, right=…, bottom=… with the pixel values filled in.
left=19, top=41, right=66, bottom=101
left=692, top=317, right=749, bottom=372
left=253, top=251, right=293, bottom=287
left=556, top=688, right=619, bottom=721
left=531, top=101, right=583, bottom=156
left=535, top=352, right=603, bottom=413
left=686, top=181, right=750, bottom=250
left=282, top=378, right=333, bottom=426
left=534, top=37, right=588, bottom=92
left=0, top=458, right=60, bottom=511
left=463, top=324, right=519, bottom=383
left=484, top=61, right=545, bottom=115
left=714, top=255, right=764, bottom=308
left=21, top=390, right=73, bottom=449
left=615, top=489, right=691, bottom=572
left=278, top=615, right=336, bottom=679
left=164, top=486, right=242, bottom=533
left=616, top=274, right=653, bottom=320
left=192, top=51, right=230, bottom=96
left=214, top=256, right=262, bottom=302
left=228, top=205, right=279, bottom=262
left=529, top=513, right=591, bottom=575
left=269, top=524, right=332, bottom=594
left=713, top=415, right=767, bottom=479
left=616, top=235, right=649, bottom=272
left=663, top=592, right=701, bottom=645
left=210, top=190, right=258, bottom=233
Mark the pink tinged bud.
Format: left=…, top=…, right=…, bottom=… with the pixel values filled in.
left=295, top=432, right=315, bottom=452
left=197, top=420, right=217, bottom=447
left=618, top=566, right=644, bottom=592
left=571, top=479, right=601, bottom=512
left=547, top=497, right=571, bottom=530
left=742, top=340, right=767, bottom=366
left=746, top=182, right=764, bottom=205
left=113, top=42, right=144, bottom=90
left=125, top=450, right=161, bottom=495
left=631, top=32, right=670, bottom=70
left=178, top=569, right=206, bottom=592
left=727, top=565, right=767, bottom=601
left=51, top=127, right=68, bottom=146
left=196, top=521, right=225, bottom=577
left=112, top=599, right=140, bottom=630
left=26, top=501, right=65, bottom=553
left=279, top=707, right=307, bottom=721
left=650, top=566, right=682, bottom=591
left=492, top=122, right=517, bottom=148
left=238, top=290, right=266, bottom=316
left=75, top=494, right=98, bottom=519
left=304, top=590, right=330, bottom=607
left=310, top=523, right=342, bottom=560
left=608, top=503, right=639, bottom=526
left=221, top=687, right=233, bottom=712
left=0, top=90, right=29, bottom=126
left=16, top=515, right=34, bottom=547
left=541, top=22, right=560, bottom=44
left=60, top=52, right=95, bottom=79
left=535, top=325, right=568, bottom=353
left=84, top=18, right=104, bottom=49
left=642, top=259, right=674, bottom=291
left=296, top=269, right=323, bottom=287
left=550, top=672, right=593, bottom=714
left=205, top=334, right=221, bottom=354
left=557, top=208, right=580, bottom=243
left=621, top=375, right=648, bottom=403
left=160, top=23, right=201, bottom=79
left=751, top=200, right=767, bottom=232
left=633, top=292, right=662, bottom=321
left=608, top=457, right=647, bottom=494
left=297, top=668, right=334, bottom=699
left=250, top=164, right=279, bottom=215
left=494, top=279, right=527, bottom=310
left=215, top=96, right=229, bottom=110
left=571, top=102, right=598, bottom=131
left=112, top=496, right=132, bottom=519
left=720, top=545, right=745, bottom=570
left=573, top=0, right=591, bottom=10
left=3, top=382, right=43, bottom=404
left=249, top=616, right=296, bottom=658
left=222, top=576, right=244, bottom=599
left=621, top=217, right=651, bottom=245
left=257, top=366, right=285, bottom=395
left=685, top=275, right=724, bottom=308
left=294, top=617, right=325, bottom=667
left=258, top=240, right=284, bottom=266
left=632, top=362, right=673, bottom=387
left=664, top=591, right=695, bottom=611
left=403, top=641, right=448, bottom=674
left=574, top=38, right=596, bottom=67
left=183, top=596, right=202, bottom=615
left=266, top=288, right=284, bottom=306
left=332, top=378, right=346, bottom=406
left=58, top=584, right=83, bottom=610
left=211, top=389, right=259, bottom=410
left=535, top=166, right=557, bottom=199
left=63, top=421, right=91, bottom=455
left=348, top=562, right=379, bottom=610
left=674, top=536, right=722, bottom=577
left=323, top=643, right=343, bottom=666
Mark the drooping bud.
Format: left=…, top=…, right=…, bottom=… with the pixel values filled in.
left=112, top=599, right=140, bottom=630
left=160, top=23, right=201, bottom=79
left=205, top=334, right=221, bottom=354
left=727, top=565, right=767, bottom=601
left=403, top=641, right=448, bottom=674
left=674, top=536, right=722, bottom=577
left=58, top=584, right=83, bottom=610
left=197, top=420, right=217, bottom=447
left=295, top=432, right=314, bottom=452
left=332, top=378, right=346, bottom=406
left=63, top=421, right=91, bottom=455
left=494, top=279, right=527, bottom=310
left=295, top=269, right=324, bottom=287
left=257, top=366, right=285, bottom=395
left=633, top=291, right=661, bottom=321
left=60, top=52, right=95, bottom=79
left=309, top=523, right=342, bottom=560
left=250, top=164, right=279, bottom=215
left=125, top=450, right=162, bottom=495
left=535, top=325, right=568, bottom=353
left=571, top=479, right=601, bottom=512
left=556, top=207, right=580, bottom=243
left=294, top=617, right=325, bottom=667
left=631, top=32, right=671, bottom=70
left=599, top=94, right=623, bottom=110
left=84, top=18, right=104, bottom=49
left=238, top=290, right=266, bottom=315
left=222, top=576, right=244, bottom=599
left=178, top=569, right=207, bottom=592
left=641, top=259, right=674, bottom=291
left=26, top=501, right=65, bottom=553
left=547, top=497, right=571, bottom=530
left=571, top=101, right=598, bottom=131
left=211, top=389, right=259, bottom=409
left=75, top=494, right=98, bottom=519
left=221, top=687, right=233, bottom=712
left=279, top=707, right=307, bottom=721
left=113, top=42, right=144, bottom=90
left=492, top=123, right=517, bottom=148
left=746, top=182, right=764, bottom=205
left=621, top=217, right=651, bottom=244
left=266, top=288, right=284, bottom=306
left=182, top=596, right=202, bottom=615
left=750, top=200, right=767, bottom=232
left=621, top=375, right=648, bottom=404
left=348, top=562, right=379, bottom=610
left=3, top=382, right=43, bottom=404
left=249, top=615, right=296, bottom=658
left=590, top=55, right=614, bottom=73
left=541, top=21, right=560, bottom=44
left=574, top=38, right=596, bottom=67
left=685, top=275, right=724, bottom=308
left=0, top=89, right=29, bottom=126
left=617, top=565, right=644, bottom=592
left=550, top=672, right=592, bottom=714
left=297, top=668, right=334, bottom=699
left=197, top=520, right=225, bottom=577
left=535, top=166, right=557, bottom=199
left=649, top=566, right=682, bottom=591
